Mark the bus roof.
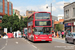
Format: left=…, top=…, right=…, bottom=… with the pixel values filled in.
left=28, top=12, right=51, bottom=18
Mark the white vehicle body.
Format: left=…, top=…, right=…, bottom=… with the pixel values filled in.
left=14, top=31, right=21, bottom=38
left=2, top=35, right=8, bottom=39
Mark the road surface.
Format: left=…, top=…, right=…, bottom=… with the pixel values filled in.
left=0, top=38, right=75, bottom=50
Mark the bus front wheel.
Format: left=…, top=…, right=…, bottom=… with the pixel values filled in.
left=48, top=41, right=52, bottom=43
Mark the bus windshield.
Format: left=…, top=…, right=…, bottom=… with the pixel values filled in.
left=24, top=29, right=27, bottom=34
left=35, top=13, right=50, bottom=19
left=35, top=21, right=51, bottom=26
left=34, top=27, right=51, bottom=34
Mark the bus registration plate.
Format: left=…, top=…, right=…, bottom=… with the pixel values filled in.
left=42, top=40, right=45, bottom=41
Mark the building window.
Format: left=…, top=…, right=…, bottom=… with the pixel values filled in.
left=0, top=0, right=3, bottom=2
left=29, top=12, right=32, bottom=13
left=0, top=0, right=3, bottom=13
left=65, top=10, right=69, bottom=18
left=73, top=8, right=75, bottom=16
left=5, top=0, right=7, bottom=14
left=0, top=16, right=2, bottom=20
left=9, top=2, right=11, bottom=15
left=28, top=28, right=31, bottom=33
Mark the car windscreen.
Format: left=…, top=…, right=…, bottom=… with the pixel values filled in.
left=24, top=29, right=27, bottom=34
left=73, top=33, right=75, bottom=36
left=71, top=33, right=75, bottom=36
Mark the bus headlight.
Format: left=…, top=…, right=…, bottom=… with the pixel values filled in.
left=49, top=36, right=52, bottom=38
left=36, top=37, right=38, bottom=39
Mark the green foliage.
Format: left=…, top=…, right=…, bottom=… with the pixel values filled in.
left=12, top=14, right=20, bottom=31
left=55, top=23, right=64, bottom=32
left=24, top=17, right=28, bottom=27
left=19, top=17, right=28, bottom=31
left=19, top=16, right=25, bottom=30
left=1, top=14, right=9, bottom=30
left=0, top=14, right=28, bottom=32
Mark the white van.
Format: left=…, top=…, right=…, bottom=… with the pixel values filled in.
left=14, top=31, right=21, bottom=38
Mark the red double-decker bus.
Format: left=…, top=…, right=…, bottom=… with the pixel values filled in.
left=27, top=12, right=52, bottom=42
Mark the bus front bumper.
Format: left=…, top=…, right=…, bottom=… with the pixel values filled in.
left=34, top=38, right=52, bottom=42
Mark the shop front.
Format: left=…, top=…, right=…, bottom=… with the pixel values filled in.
left=64, top=23, right=71, bottom=32
left=64, top=22, right=75, bottom=32
left=73, top=22, right=75, bottom=32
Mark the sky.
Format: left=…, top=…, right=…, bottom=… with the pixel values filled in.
left=9, top=0, right=75, bottom=16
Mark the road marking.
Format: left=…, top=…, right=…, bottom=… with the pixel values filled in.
left=32, top=45, right=37, bottom=49
left=5, top=43, right=7, bottom=45
left=0, top=39, right=8, bottom=50
left=16, top=42, right=18, bottom=44
left=1, top=46, right=5, bottom=50
left=27, top=41, right=30, bottom=44
left=21, top=38, right=39, bottom=50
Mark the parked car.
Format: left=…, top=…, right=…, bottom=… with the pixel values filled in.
left=2, top=35, right=8, bottom=39
left=65, top=32, right=75, bottom=44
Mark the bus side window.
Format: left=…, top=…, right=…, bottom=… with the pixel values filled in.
left=28, top=28, right=31, bottom=33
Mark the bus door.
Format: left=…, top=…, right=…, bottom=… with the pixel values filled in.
left=30, top=27, right=34, bottom=41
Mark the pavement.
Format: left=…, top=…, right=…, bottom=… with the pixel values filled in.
left=52, top=37, right=65, bottom=40
left=52, top=37, right=65, bottom=44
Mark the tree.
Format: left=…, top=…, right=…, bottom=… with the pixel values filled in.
left=0, top=14, right=20, bottom=32
left=12, top=14, right=20, bottom=31
left=24, top=17, right=28, bottom=27
left=0, top=14, right=28, bottom=33
left=55, top=23, right=64, bottom=32
left=1, top=14, right=9, bottom=31
left=19, top=16, right=25, bottom=30
left=8, top=15, right=14, bottom=32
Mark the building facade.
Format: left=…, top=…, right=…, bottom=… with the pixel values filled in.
left=26, top=10, right=35, bottom=17
left=13, top=9, right=21, bottom=19
left=0, top=0, right=13, bottom=20
left=58, top=15, right=64, bottom=21
left=64, top=2, right=75, bottom=32
left=0, top=0, right=13, bottom=33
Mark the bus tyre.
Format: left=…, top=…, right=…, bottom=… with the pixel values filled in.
left=48, top=41, right=52, bottom=43
left=33, top=41, right=35, bottom=43
left=73, top=40, right=75, bottom=45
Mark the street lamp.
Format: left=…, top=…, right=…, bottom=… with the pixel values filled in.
left=46, top=3, right=54, bottom=32
left=46, top=3, right=52, bottom=14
